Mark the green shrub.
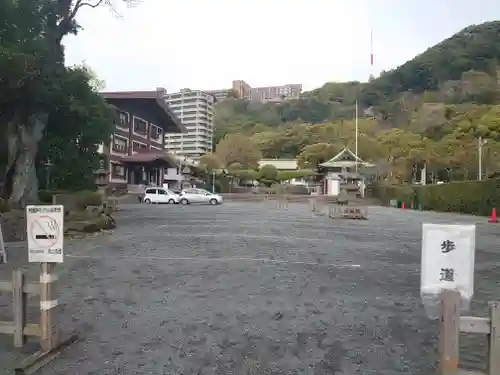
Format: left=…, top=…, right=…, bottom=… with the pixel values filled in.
left=372, top=182, right=415, bottom=207
left=75, top=191, right=103, bottom=209
left=0, top=198, right=10, bottom=213
left=259, top=164, right=278, bottom=180
left=38, top=190, right=68, bottom=204
left=373, top=179, right=500, bottom=215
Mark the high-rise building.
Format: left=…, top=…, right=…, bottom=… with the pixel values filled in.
left=163, top=88, right=214, bottom=159
left=230, top=80, right=301, bottom=102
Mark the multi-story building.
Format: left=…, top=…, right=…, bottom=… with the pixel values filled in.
left=99, top=88, right=186, bottom=189
left=229, top=80, right=302, bottom=102
left=231, top=80, right=252, bottom=99
left=163, top=88, right=214, bottom=159
left=204, top=88, right=232, bottom=101
left=250, top=83, right=302, bottom=102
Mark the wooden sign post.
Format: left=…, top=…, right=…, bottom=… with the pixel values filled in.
left=0, top=220, right=6, bottom=264
left=26, top=205, right=64, bottom=352
left=40, top=262, right=58, bottom=351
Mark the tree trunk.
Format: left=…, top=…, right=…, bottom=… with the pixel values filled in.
left=4, top=115, right=47, bottom=208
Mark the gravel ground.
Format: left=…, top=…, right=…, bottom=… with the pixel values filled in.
left=1, top=202, right=500, bottom=375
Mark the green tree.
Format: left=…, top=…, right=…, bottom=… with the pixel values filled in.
left=198, top=153, right=221, bottom=172
left=37, top=66, right=113, bottom=191
left=259, top=164, right=278, bottom=186
left=0, top=0, right=136, bottom=207
left=297, top=143, right=340, bottom=169
left=215, top=134, right=261, bottom=169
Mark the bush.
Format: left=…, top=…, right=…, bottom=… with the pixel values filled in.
left=38, top=190, right=68, bottom=204
left=75, top=191, right=103, bottom=210
left=373, top=179, right=500, bottom=215
left=259, top=164, right=278, bottom=180
left=0, top=198, right=10, bottom=213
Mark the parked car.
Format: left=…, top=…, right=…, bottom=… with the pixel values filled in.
left=179, top=188, right=223, bottom=205
left=142, top=188, right=180, bottom=204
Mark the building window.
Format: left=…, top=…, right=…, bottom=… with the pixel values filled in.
left=133, top=117, right=148, bottom=136
left=150, top=125, right=163, bottom=142
left=117, top=111, right=128, bottom=128
left=111, top=164, right=126, bottom=180
left=132, top=141, right=148, bottom=153
left=112, top=135, right=128, bottom=153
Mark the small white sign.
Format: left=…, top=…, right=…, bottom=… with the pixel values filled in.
left=0, top=221, right=6, bottom=264
left=26, top=205, right=64, bottom=263
left=421, top=223, right=475, bottom=301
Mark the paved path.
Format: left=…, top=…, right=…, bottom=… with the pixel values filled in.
left=1, top=202, right=500, bottom=374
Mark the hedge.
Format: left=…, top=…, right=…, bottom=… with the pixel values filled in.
left=373, top=179, right=500, bottom=216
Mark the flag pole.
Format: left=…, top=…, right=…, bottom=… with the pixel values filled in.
left=355, top=100, right=359, bottom=172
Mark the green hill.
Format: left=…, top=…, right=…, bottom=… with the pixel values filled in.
left=211, top=22, right=500, bottom=182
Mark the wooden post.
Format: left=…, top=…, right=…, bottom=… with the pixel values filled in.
left=40, top=262, right=58, bottom=352
left=488, top=302, right=500, bottom=375
left=12, top=269, right=26, bottom=348
left=438, top=290, right=461, bottom=375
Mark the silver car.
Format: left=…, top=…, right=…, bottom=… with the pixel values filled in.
left=179, top=188, right=223, bottom=205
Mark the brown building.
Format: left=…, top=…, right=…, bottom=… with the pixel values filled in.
left=100, top=88, right=186, bottom=190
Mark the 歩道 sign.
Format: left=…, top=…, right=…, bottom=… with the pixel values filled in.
left=420, top=223, right=475, bottom=318
left=26, top=205, right=64, bottom=263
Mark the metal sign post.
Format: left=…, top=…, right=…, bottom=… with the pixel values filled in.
left=26, top=205, right=64, bottom=352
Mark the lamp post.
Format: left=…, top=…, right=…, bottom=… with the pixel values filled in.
left=478, top=136, right=487, bottom=181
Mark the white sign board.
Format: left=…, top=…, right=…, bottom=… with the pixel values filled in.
left=0, top=221, right=6, bottom=264
left=26, top=205, right=64, bottom=263
left=421, top=223, right=475, bottom=301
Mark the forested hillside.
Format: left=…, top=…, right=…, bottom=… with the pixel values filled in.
left=211, top=21, right=500, bottom=183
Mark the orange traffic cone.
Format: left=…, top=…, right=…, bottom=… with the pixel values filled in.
left=489, top=208, right=498, bottom=223
left=401, top=202, right=406, bottom=210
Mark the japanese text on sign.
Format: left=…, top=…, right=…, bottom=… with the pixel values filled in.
left=26, top=205, right=64, bottom=263
left=421, top=223, right=475, bottom=301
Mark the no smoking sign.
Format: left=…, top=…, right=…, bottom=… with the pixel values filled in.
left=26, top=205, right=64, bottom=263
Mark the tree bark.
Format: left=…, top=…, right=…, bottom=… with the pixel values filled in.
left=4, top=115, right=47, bottom=208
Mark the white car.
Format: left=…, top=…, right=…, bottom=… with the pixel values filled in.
left=143, top=188, right=180, bottom=204
left=179, top=188, right=223, bottom=205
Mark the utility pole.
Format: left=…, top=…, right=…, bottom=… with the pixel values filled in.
left=355, top=100, right=359, bottom=172
left=478, top=137, right=487, bottom=181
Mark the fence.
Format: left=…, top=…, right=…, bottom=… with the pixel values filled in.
left=309, top=199, right=368, bottom=220
left=0, top=269, right=41, bottom=348
left=439, top=290, right=500, bottom=375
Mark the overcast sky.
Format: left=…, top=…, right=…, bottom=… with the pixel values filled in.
left=63, top=0, right=500, bottom=93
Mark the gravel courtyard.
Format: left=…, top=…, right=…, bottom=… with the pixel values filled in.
left=1, top=201, right=500, bottom=374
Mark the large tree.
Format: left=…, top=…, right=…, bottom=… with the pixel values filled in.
left=215, top=134, right=261, bottom=169
left=0, top=0, right=134, bottom=208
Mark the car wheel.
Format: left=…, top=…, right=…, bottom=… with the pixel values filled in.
left=168, top=199, right=175, bottom=204
left=180, top=198, right=189, bottom=205
left=209, top=198, right=218, bottom=205
left=144, top=198, right=152, bottom=204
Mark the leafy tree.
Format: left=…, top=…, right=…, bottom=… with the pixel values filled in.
left=297, top=143, right=340, bottom=169
left=259, top=164, right=278, bottom=186
left=0, top=0, right=136, bottom=207
left=215, top=134, right=261, bottom=169
left=37, top=66, right=113, bottom=191
left=198, top=153, right=221, bottom=172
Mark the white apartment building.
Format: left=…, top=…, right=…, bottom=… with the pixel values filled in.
left=163, top=88, right=214, bottom=159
